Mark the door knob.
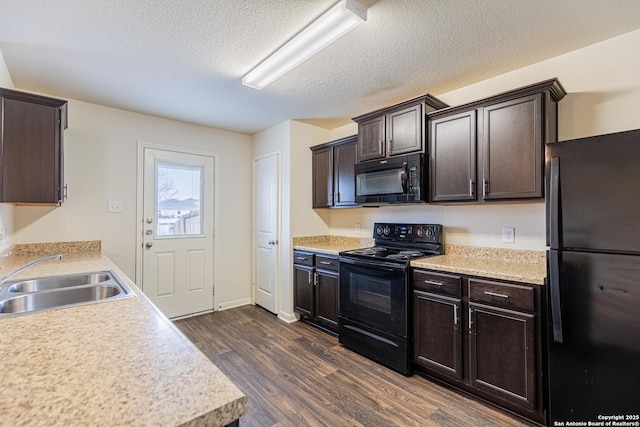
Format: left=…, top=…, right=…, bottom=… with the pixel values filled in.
left=145, top=218, right=153, bottom=224
left=145, top=242, right=153, bottom=248
left=268, top=240, right=278, bottom=245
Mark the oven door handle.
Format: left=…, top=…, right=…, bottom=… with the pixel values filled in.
left=339, top=256, right=406, bottom=272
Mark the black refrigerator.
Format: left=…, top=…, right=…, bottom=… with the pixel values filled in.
left=546, top=129, right=640, bottom=425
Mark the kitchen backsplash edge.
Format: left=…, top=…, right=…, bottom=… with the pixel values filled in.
left=4, top=240, right=101, bottom=257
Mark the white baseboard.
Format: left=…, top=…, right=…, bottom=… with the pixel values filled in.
left=277, top=311, right=299, bottom=323
left=216, top=297, right=252, bottom=311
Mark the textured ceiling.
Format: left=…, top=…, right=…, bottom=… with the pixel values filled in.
left=1, top=0, right=640, bottom=135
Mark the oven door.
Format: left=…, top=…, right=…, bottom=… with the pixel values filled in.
left=338, top=257, right=409, bottom=338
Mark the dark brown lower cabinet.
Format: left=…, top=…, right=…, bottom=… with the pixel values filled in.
left=293, top=264, right=314, bottom=317
left=468, top=303, right=536, bottom=410
left=315, top=270, right=338, bottom=331
left=412, top=269, right=544, bottom=425
left=293, top=251, right=339, bottom=334
left=413, top=290, right=463, bottom=380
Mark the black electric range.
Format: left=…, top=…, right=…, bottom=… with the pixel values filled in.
left=338, top=223, right=443, bottom=375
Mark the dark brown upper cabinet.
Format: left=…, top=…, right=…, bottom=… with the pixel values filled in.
left=0, top=88, right=67, bottom=205
left=428, top=79, right=566, bottom=203
left=310, top=135, right=358, bottom=208
left=353, top=94, right=448, bottom=162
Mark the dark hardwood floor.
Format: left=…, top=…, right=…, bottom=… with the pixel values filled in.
left=174, top=305, right=531, bottom=427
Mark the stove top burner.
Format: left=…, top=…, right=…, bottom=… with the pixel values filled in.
left=386, top=250, right=425, bottom=261
left=340, top=246, right=434, bottom=264
left=352, top=247, right=388, bottom=255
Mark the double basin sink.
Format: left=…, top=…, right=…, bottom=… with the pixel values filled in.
left=0, top=270, right=134, bottom=317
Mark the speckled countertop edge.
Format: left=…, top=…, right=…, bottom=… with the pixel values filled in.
left=412, top=244, right=546, bottom=285
left=293, top=235, right=374, bottom=255
left=0, top=242, right=247, bottom=427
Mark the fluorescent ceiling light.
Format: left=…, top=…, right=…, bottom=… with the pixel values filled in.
left=242, top=0, right=367, bottom=90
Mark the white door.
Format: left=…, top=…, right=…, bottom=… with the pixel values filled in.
left=253, top=153, right=279, bottom=313
left=141, top=147, right=215, bottom=318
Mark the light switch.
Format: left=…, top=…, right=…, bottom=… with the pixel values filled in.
left=108, top=200, right=123, bottom=213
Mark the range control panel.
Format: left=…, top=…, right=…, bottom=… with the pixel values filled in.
left=373, top=223, right=442, bottom=244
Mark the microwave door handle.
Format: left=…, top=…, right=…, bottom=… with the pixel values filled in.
left=401, top=164, right=408, bottom=194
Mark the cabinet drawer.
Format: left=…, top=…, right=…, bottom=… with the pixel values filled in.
left=413, top=270, right=461, bottom=298
left=468, top=278, right=534, bottom=312
left=293, top=251, right=315, bottom=267
left=315, top=255, right=338, bottom=272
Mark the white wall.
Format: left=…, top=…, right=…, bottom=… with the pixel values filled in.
left=327, top=29, right=640, bottom=251
left=290, top=121, right=332, bottom=238
left=252, top=120, right=332, bottom=320
left=12, top=99, right=253, bottom=308
left=0, top=49, right=13, bottom=88
left=0, top=48, right=15, bottom=253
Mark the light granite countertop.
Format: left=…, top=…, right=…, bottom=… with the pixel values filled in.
left=293, top=237, right=546, bottom=285
left=293, top=235, right=373, bottom=255
left=0, top=242, right=247, bottom=427
left=411, top=244, right=547, bottom=285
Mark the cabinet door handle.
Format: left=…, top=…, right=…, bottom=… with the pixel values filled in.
left=453, top=305, right=458, bottom=325
left=328, top=192, right=333, bottom=204
left=308, top=271, right=312, bottom=283
left=337, top=192, right=341, bottom=203
left=482, top=178, right=489, bottom=199
left=314, top=273, right=318, bottom=286
left=469, top=307, right=473, bottom=330
left=469, top=179, right=474, bottom=197
left=424, top=280, right=444, bottom=287
left=484, top=291, right=509, bottom=299
left=320, top=261, right=332, bottom=265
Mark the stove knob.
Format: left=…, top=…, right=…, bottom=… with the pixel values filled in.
left=375, top=225, right=383, bottom=236
left=383, top=226, right=391, bottom=235
left=416, top=227, right=425, bottom=238
left=426, top=227, right=435, bottom=237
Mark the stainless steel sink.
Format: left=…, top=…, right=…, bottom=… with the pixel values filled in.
left=0, top=270, right=134, bottom=318
left=7, top=273, right=111, bottom=292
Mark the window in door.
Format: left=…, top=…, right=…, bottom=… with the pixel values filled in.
left=156, top=162, right=204, bottom=236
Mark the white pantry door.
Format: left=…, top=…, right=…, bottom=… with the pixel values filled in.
left=141, top=147, right=214, bottom=318
left=253, top=153, right=279, bottom=313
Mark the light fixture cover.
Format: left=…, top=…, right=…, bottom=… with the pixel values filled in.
left=242, top=0, right=367, bottom=90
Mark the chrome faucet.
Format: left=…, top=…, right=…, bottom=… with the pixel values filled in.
left=0, top=254, right=64, bottom=287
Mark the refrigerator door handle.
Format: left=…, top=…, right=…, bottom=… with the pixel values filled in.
left=549, top=156, right=560, bottom=248
left=549, top=249, right=564, bottom=343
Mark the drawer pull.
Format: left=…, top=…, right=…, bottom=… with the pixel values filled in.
left=296, top=257, right=308, bottom=261
left=320, top=261, right=332, bottom=265
left=484, top=291, right=509, bottom=299
left=424, top=280, right=444, bottom=287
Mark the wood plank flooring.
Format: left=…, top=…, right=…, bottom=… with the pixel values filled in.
left=174, top=305, right=532, bottom=427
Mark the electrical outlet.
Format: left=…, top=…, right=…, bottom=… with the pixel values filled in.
left=108, top=200, right=123, bottom=213
left=502, top=227, right=515, bottom=243
left=355, top=223, right=361, bottom=234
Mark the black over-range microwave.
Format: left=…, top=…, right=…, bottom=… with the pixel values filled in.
left=354, top=153, right=426, bottom=205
